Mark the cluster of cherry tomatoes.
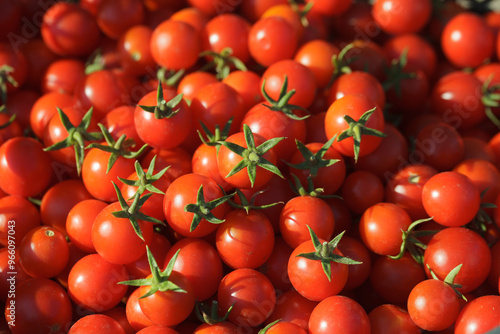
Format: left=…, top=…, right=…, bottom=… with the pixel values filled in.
left=1, top=0, right=500, bottom=333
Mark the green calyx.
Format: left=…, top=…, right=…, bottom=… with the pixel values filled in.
left=0, top=106, right=16, bottom=130
left=157, top=67, right=185, bottom=87
left=195, top=300, right=233, bottom=325
left=218, top=124, right=285, bottom=188
left=337, top=107, right=386, bottom=163
left=227, top=187, right=284, bottom=213
left=297, top=226, right=362, bottom=281
left=286, top=136, right=339, bottom=178
left=119, top=247, right=186, bottom=298
left=258, top=319, right=282, bottom=334
left=197, top=118, right=233, bottom=152
left=138, top=80, right=184, bottom=120
left=199, top=47, right=247, bottom=79
left=261, top=75, right=309, bottom=121
left=118, top=156, right=170, bottom=200
left=328, top=42, right=356, bottom=87
left=0, top=65, right=18, bottom=104
left=43, top=107, right=103, bottom=176
left=480, top=75, right=500, bottom=130
left=184, top=185, right=234, bottom=232
left=428, top=263, right=467, bottom=301
left=389, top=217, right=436, bottom=264
left=110, top=182, right=164, bottom=241
left=86, top=123, right=148, bottom=174
left=382, top=48, right=417, bottom=97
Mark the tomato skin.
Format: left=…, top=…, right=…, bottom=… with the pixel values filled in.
left=308, top=295, right=370, bottom=334
left=137, top=326, right=180, bottom=334
left=150, top=19, right=201, bottom=70
left=40, top=179, right=93, bottom=234
left=68, top=314, right=126, bottom=334
left=265, top=322, right=307, bottom=334
left=370, top=252, right=426, bottom=306
left=258, top=236, right=293, bottom=292
left=42, top=58, right=85, bottom=95
left=385, top=164, right=438, bottom=221
left=222, top=70, right=263, bottom=112
left=216, top=209, right=274, bottom=270
left=68, top=253, right=129, bottom=312
left=102, top=105, right=146, bottom=150
left=454, top=295, right=500, bottom=334
left=424, top=227, right=492, bottom=293
left=265, top=290, right=318, bottom=330
left=126, top=288, right=156, bottom=331
left=369, top=304, right=420, bottom=334
left=407, top=279, right=461, bottom=331
left=325, top=95, right=385, bottom=160
left=372, top=0, right=432, bottom=35
left=41, top=2, right=100, bottom=56
left=163, top=173, right=229, bottom=238
left=192, top=144, right=232, bottom=191
left=453, top=158, right=500, bottom=205
left=341, top=170, right=385, bottom=216
left=338, top=236, right=372, bottom=291
left=359, top=202, right=412, bottom=256
left=0, top=137, right=53, bottom=197
left=218, top=268, right=276, bottom=327
left=134, top=90, right=193, bottom=150
left=92, top=201, right=153, bottom=265
left=30, top=91, right=75, bottom=139
left=19, top=226, right=69, bottom=278
left=96, top=0, right=144, bottom=39
left=5, top=278, right=72, bottom=334
left=288, top=239, right=349, bottom=301
left=248, top=16, right=298, bottom=67
left=0, top=43, right=27, bottom=96
left=81, top=147, right=137, bottom=202
left=138, top=272, right=196, bottom=327
left=441, top=13, right=495, bottom=68
left=294, top=39, right=339, bottom=89
left=279, top=196, right=335, bottom=249
left=164, top=238, right=222, bottom=301
left=422, top=172, right=480, bottom=228
left=0, top=195, right=41, bottom=247
left=261, top=59, right=317, bottom=109
left=328, top=71, right=385, bottom=110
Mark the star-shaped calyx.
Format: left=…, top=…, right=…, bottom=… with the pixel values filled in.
left=261, top=75, right=309, bottom=121
left=297, top=226, right=361, bottom=281
left=0, top=105, right=15, bottom=130
left=43, top=107, right=103, bottom=175
left=86, top=123, right=149, bottom=174
left=0, top=65, right=18, bottom=104
left=110, top=182, right=164, bottom=241
left=138, top=80, right=184, bottom=120
left=286, top=136, right=339, bottom=178
left=336, top=107, right=386, bottom=163
left=118, top=155, right=170, bottom=199
left=184, top=185, right=234, bottom=232
left=119, top=247, right=186, bottom=298
left=199, top=47, right=247, bottom=79
left=218, top=124, right=285, bottom=188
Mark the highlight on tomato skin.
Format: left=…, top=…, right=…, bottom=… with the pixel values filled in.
left=2, top=0, right=500, bottom=333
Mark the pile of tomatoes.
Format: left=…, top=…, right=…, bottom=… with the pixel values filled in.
left=1, top=0, right=500, bottom=333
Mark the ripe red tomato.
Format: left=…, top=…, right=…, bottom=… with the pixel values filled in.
left=294, top=40, right=339, bottom=89
left=150, top=19, right=201, bottom=70
left=68, top=314, right=126, bottom=334
left=30, top=91, right=75, bottom=139
left=96, top=0, right=144, bottom=39
left=41, top=2, right=101, bottom=56
left=42, top=58, right=85, bottom=94
left=359, top=202, right=412, bottom=256
left=423, top=227, right=491, bottom=293
left=19, top=226, right=69, bottom=278
left=421, top=171, right=481, bottom=227
left=324, top=94, right=385, bottom=161
left=341, top=170, right=385, bottom=215
left=0, top=137, right=53, bottom=197
left=372, top=0, right=432, bottom=35
left=454, top=295, right=500, bottom=334
left=216, top=209, right=275, bottom=269
left=369, top=304, right=420, bottom=334
left=0, top=195, right=41, bottom=247
left=163, top=173, right=229, bottom=238
left=5, top=278, right=72, bottom=334
left=218, top=268, right=276, bottom=327
left=92, top=201, right=154, bottom=265
left=67, top=253, right=129, bottom=312
left=441, top=12, right=495, bottom=68
left=308, top=295, right=370, bottom=334
left=248, top=16, right=298, bottom=67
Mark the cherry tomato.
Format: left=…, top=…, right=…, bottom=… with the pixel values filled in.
left=294, top=39, right=339, bottom=89
left=0, top=195, right=40, bottom=247
left=422, top=171, right=480, bottom=227
left=96, top=0, right=144, bottom=39
left=67, top=253, right=129, bottom=312
left=341, top=170, right=385, bottom=215
left=308, top=295, right=370, bottom=334
left=68, top=314, right=126, bottom=334
left=265, top=290, right=318, bottom=330
left=369, top=304, right=420, bottom=334
left=5, top=278, right=72, bottom=334
left=0, top=137, right=53, bottom=197
left=454, top=295, right=500, bottom=334
left=372, top=0, right=432, bottom=35
left=218, top=268, right=276, bottom=327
